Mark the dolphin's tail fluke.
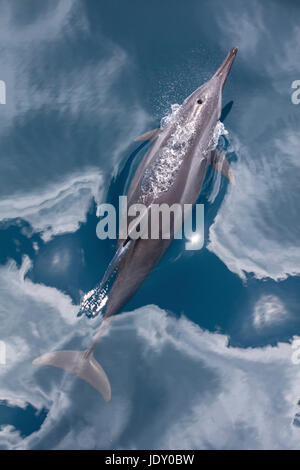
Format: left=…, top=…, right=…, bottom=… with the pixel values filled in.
left=33, top=349, right=111, bottom=402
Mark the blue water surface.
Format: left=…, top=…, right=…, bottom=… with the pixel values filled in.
left=0, top=0, right=300, bottom=450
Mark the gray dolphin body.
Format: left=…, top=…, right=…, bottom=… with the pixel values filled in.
left=33, top=47, right=238, bottom=402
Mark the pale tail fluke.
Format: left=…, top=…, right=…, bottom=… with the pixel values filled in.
left=33, top=349, right=111, bottom=402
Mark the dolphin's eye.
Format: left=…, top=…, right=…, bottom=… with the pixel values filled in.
left=197, top=98, right=203, bottom=104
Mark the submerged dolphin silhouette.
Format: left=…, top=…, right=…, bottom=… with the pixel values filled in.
left=33, top=47, right=238, bottom=401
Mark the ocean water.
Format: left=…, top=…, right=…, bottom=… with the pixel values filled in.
left=0, top=0, right=300, bottom=450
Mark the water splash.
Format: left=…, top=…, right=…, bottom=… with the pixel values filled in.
left=78, top=240, right=132, bottom=318
left=141, top=104, right=196, bottom=199
left=160, top=103, right=181, bottom=128
left=79, top=285, right=109, bottom=319
left=209, top=121, right=228, bottom=151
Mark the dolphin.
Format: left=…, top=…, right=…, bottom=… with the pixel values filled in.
left=33, top=47, right=238, bottom=402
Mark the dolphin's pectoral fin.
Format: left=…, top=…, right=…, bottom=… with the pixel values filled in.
left=134, top=128, right=160, bottom=142
left=210, top=149, right=235, bottom=185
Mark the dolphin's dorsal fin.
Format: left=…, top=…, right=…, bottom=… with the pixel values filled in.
left=134, top=128, right=160, bottom=142
left=210, top=149, right=235, bottom=185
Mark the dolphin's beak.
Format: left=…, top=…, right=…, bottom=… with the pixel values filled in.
left=213, top=47, right=238, bottom=89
